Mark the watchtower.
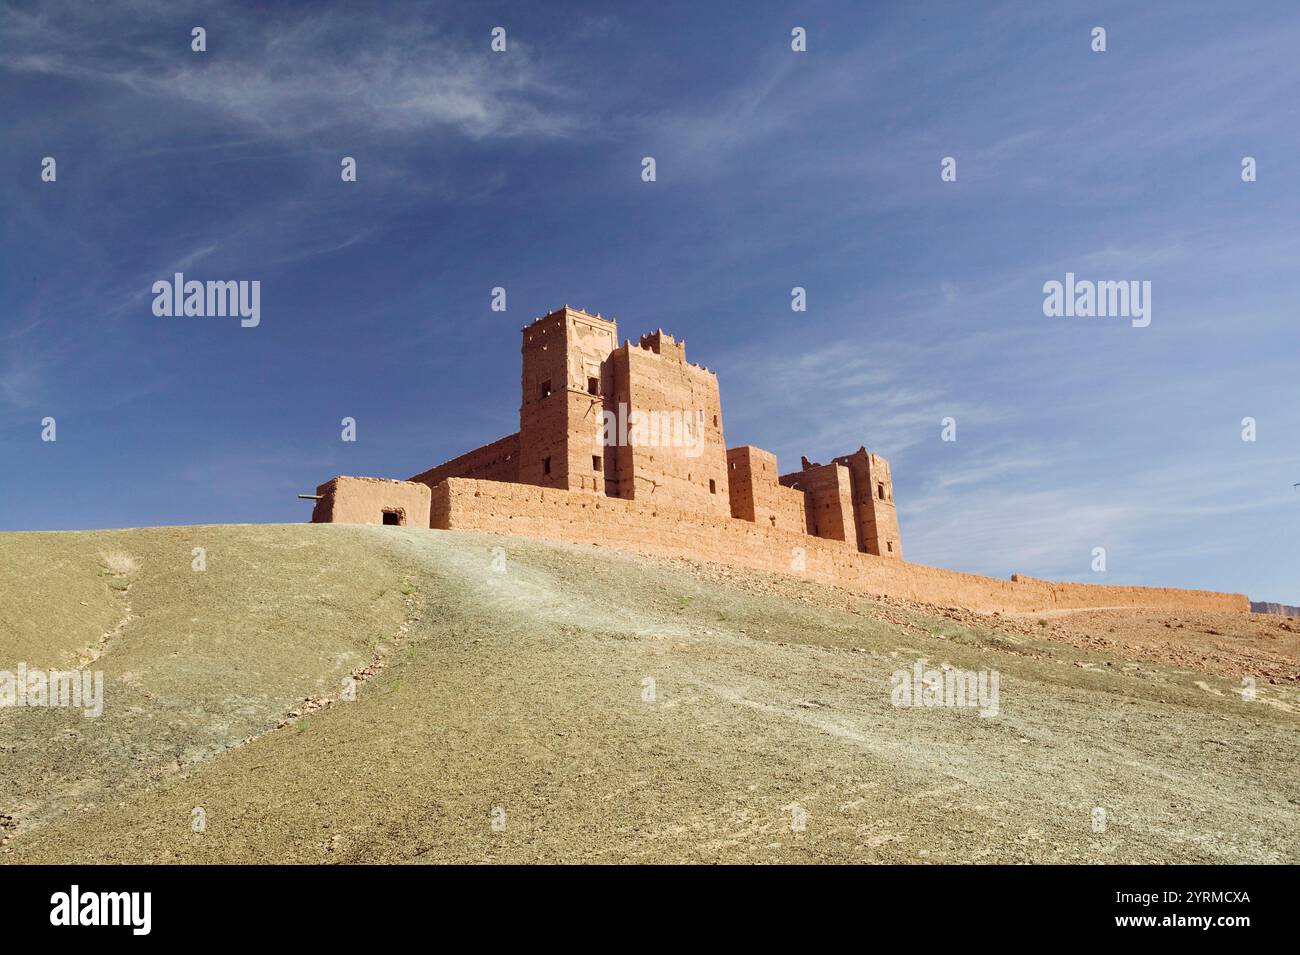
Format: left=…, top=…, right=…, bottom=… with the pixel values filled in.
left=518, top=307, right=619, bottom=493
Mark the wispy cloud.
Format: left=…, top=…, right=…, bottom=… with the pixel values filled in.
left=0, top=1, right=583, bottom=141
left=716, top=340, right=1010, bottom=468
left=906, top=451, right=1300, bottom=583
left=0, top=349, right=46, bottom=410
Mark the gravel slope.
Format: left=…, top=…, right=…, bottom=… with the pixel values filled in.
left=2, top=525, right=1296, bottom=863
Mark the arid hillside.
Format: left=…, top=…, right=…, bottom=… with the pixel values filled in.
left=1, top=525, right=1296, bottom=863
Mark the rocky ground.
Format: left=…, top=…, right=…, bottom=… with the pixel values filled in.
left=1, top=524, right=1296, bottom=863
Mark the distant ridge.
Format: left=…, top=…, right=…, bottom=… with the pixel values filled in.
left=1251, top=601, right=1300, bottom=617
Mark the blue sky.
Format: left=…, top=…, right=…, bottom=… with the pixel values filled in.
left=1, top=0, right=1296, bottom=601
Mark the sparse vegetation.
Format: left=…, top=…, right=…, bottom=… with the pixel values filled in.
left=98, top=548, right=139, bottom=576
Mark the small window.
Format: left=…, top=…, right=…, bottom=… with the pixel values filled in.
left=713, top=415, right=718, bottom=427
left=592, top=455, right=601, bottom=471
left=877, top=483, right=886, bottom=500
left=382, top=509, right=403, bottom=526
left=543, top=456, right=552, bottom=475
left=887, top=541, right=894, bottom=552
left=539, top=380, right=552, bottom=399
left=730, top=461, right=736, bottom=470
left=709, top=479, right=716, bottom=494
left=587, top=377, right=600, bottom=396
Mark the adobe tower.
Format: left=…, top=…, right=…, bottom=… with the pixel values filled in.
left=834, top=448, right=902, bottom=558
left=518, top=306, right=618, bottom=494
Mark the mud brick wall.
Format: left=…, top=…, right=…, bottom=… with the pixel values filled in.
left=799, top=462, right=856, bottom=543
left=429, top=478, right=1248, bottom=615
left=725, top=446, right=761, bottom=521
left=835, top=448, right=902, bottom=559
left=409, top=432, right=520, bottom=489
left=773, top=485, right=809, bottom=534
left=563, top=311, right=619, bottom=494
left=312, top=476, right=431, bottom=528
left=725, top=446, right=808, bottom=531
left=608, top=333, right=730, bottom=516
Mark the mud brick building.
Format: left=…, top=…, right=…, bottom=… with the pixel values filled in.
left=309, top=305, right=1246, bottom=616
left=313, top=306, right=900, bottom=556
